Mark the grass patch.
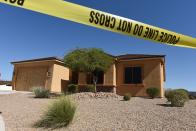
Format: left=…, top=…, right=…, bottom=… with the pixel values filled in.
left=34, top=96, right=76, bottom=129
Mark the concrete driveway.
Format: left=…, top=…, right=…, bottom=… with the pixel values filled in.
left=0, top=85, right=12, bottom=91
left=0, top=85, right=15, bottom=95
left=0, top=90, right=16, bottom=95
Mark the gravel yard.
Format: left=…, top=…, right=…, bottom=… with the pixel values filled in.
left=0, top=92, right=196, bottom=131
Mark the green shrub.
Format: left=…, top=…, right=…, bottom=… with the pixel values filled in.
left=175, top=89, right=189, bottom=94
left=35, top=96, right=76, bottom=129
left=170, top=90, right=189, bottom=107
left=165, top=88, right=189, bottom=102
left=175, top=89, right=189, bottom=99
left=165, top=89, right=173, bottom=102
left=84, top=85, right=95, bottom=92
left=123, top=93, right=131, bottom=101
left=67, top=84, right=78, bottom=93
left=146, top=87, right=160, bottom=99
left=32, top=87, right=50, bottom=98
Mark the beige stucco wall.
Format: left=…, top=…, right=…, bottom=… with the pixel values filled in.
left=116, top=58, right=165, bottom=97
left=78, top=72, right=87, bottom=85
left=77, top=64, right=116, bottom=86
left=13, top=61, right=54, bottom=91
left=50, top=63, right=70, bottom=92
left=13, top=61, right=70, bottom=92
left=104, top=64, right=116, bottom=86
left=160, top=62, right=165, bottom=97
left=45, top=65, right=54, bottom=90
left=12, top=57, right=165, bottom=97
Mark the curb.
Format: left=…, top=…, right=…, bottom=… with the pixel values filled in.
left=0, top=115, right=5, bottom=131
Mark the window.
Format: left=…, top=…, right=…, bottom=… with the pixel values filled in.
left=124, top=66, right=142, bottom=84
left=86, top=73, right=93, bottom=84
left=86, top=71, right=104, bottom=84
left=96, top=71, right=104, bottom=84
left=71, top=71, right=78, bottom=84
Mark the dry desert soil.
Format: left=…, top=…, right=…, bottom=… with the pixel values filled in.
left=0, top=92, right=196, bottom=131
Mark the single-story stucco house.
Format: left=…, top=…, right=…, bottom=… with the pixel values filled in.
left=11, top=54, right=165, bottom=97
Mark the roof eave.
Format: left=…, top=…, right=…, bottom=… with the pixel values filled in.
left=11, top=57, right=64, bottom=65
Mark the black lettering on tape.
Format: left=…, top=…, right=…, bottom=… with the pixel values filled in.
left=154, top=30, right=159, bottom=40
left=10, top=0, right=16, bottom=3
left=158, top=32, right=164, bottom=42
left=100, top=14, right=105, bottom=25
left=157, top=32, right=180, bottom=45
left=4, top=0, right=25, bottom=6
left=117, top=20, right=122, bottom=31
left=126, top=22, right=132, bottom=33
left=89, top=11, right=116, bottom=29
left=121, top=21, right=127, bottom=32
left=143, top=27, right=159, bottom=40
left=110, top=17, right=116, bottom=29
left=88, top=10, right=182, bottom=45
left=117, top=20, right=132, bottom=33
left=89, top=11, right=95, bottom=23
left=173, top=37, right=180, bottom=44
left=167, top=34, right=173, bottom=43
left=105, top=16, right=110, bottom=27
left=95, top=12, right=100, bottom=24
left=17, top=0, right=25, bottom=6
left=143, top=27, right=149, bottom=38
left=133, top=24, right=143, bottom=36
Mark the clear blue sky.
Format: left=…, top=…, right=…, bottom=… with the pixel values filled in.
left=0, top=0, right=196, bottom=91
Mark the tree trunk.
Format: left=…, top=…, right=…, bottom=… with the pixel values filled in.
left=93, top=75, right=98, bottom=93
left=94, top=81, right=97, bottom=93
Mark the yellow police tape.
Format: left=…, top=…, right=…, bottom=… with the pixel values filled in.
left=1, top=0, right=196, bottom=48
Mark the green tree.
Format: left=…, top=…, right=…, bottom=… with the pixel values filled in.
left=64, top=48, right=114, bottom=92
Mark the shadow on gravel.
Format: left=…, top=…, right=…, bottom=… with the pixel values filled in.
left=120, top=100, right=129, bottom=101
left=27, top=93, right=62, bottom=99
left=137, top=97, right=162, bottom=99
left=156, top=104, right=172, bottom=107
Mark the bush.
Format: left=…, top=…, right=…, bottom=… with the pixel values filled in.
left=123, top=93, right=131, bottom=101
left=165, top=88, right=189, bottom=102
left=175, top=89, right=189, bottom=94
left=84, top=85, right=95, bottom=92
left=146, top=87, right=160, bottom=99
left=165, top=88, right=173, bottom=102
left=170, top=90, right=189, bottom=107
left=67, top=84, right=78, bottom=93
left=32, top=87, right=50, bottom=98
left=34, top=96, right=76, bottom=129
left=175, top=89, right=189, bottom=99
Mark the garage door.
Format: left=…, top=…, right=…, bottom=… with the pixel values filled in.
left=15, top=67, right=48, bottom=91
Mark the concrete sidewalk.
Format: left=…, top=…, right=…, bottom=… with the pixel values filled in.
left=0, top=90, right=16, bottom=95
left=0, top=85, right=12, bottom=91
left=0, top=115, right=5, bottom=131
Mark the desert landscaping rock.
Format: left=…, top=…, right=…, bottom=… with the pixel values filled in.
left=69, top=92, right=121, bottom=100
left=0, top=92, right=196, bottom=131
